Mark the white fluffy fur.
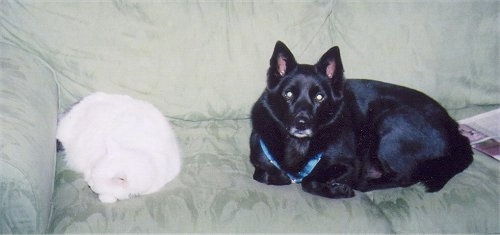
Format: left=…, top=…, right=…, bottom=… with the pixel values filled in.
left=57, top=92, right=182, bottom=203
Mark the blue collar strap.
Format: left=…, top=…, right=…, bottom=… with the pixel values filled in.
left=259, top=138, right=323, bottom=184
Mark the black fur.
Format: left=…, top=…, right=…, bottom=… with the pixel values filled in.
left=56, top=139, right=64, bottom=152
left=249, top=41, right=473, bottom=198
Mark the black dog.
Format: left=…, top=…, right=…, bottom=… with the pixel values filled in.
left=249, top=41, right=473, bottom=198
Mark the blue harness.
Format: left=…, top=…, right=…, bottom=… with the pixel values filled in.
left=259, top=138, right=323, bottom=184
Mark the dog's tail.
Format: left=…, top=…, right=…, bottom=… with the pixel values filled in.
left=418, top=123, right=473, bottom=192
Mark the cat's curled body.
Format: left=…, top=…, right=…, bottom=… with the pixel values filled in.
left=57, top=92, right=182, bottom=203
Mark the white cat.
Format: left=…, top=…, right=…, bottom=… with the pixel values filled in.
left=57, top=92, right=182, bottom=203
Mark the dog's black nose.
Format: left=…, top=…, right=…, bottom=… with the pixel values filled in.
left=295, top=116, right=311, bottom=130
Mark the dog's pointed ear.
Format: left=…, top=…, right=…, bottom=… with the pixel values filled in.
left=316, top=46, right=344, bottom=81
left=316, top=46, right=345, bottom=100
left=267, top=41, right=297, bottom=88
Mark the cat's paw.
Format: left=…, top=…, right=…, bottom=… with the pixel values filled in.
left=99, top=194, right=118, bottom=203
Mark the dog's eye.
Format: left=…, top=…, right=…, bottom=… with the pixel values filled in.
left=283, top=91, right=294, bottom=100
left=315, top=93, right=325, bottom=102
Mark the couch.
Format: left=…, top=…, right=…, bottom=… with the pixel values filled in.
left=1, top=1, right=498, bottom=233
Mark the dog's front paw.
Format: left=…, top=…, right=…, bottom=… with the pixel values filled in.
left=302, top=180, right=355, bottom=199
left=253, top=169, right=291, bottom=185
left=325, top=181, right=355, bottom=198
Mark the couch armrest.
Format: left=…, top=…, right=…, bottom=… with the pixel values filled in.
left=0, top=43, right=58, bottom=233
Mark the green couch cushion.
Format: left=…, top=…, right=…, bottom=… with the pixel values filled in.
left=1, top=1, right=498, bottom=233
left=49, top=119, right=393, bottom=233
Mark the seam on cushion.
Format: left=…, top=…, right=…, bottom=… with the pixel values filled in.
left=168, top=116, right=250, bottom=123
left=19, top=43, right=60, bottom=233
left=447, top=104, right=500, bottom=111
left=33, top=49, right=61, bottom=112
left=30, top=54, right=59, bottom=234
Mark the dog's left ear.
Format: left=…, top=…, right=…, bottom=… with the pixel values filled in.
left=315, top=46, right=344, bottom=81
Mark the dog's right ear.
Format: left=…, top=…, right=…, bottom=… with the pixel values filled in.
left=315, top=46, right=344, bottom=81
left=267, top=41, right=297, bottom=89
left=316, top=46, right=345, bottom=100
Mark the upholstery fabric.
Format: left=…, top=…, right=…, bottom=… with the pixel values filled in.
left=0, top=43, right=58, bottom=233
left=0, top=1, right=498, bottom=233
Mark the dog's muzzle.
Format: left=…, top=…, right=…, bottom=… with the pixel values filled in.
left=289, top=115, right=313, bottom=138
